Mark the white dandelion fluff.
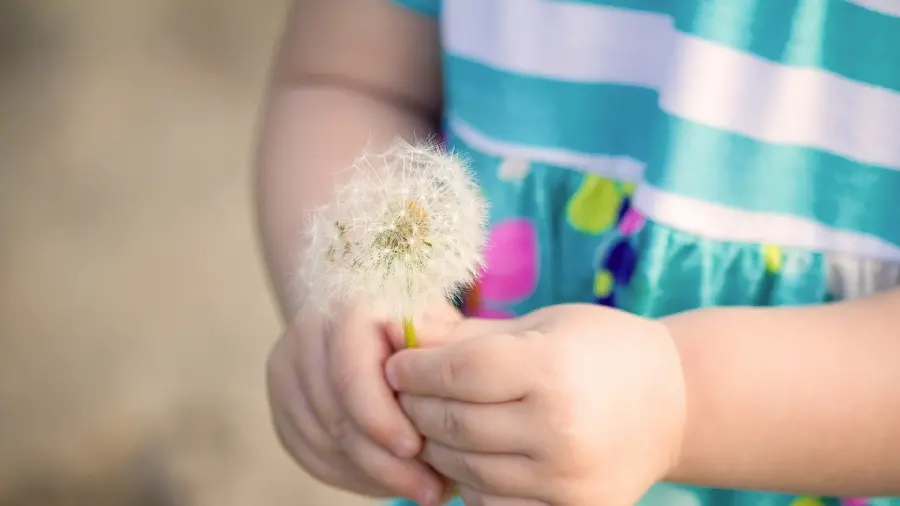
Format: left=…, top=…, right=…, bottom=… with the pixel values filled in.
left=299, top=138, right=488, bottom=329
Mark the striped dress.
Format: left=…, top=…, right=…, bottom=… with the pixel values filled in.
left=391, top=1, right=900, bottom=505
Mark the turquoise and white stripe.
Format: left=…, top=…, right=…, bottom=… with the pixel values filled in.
left=389, top=2, right=900, bottom=505
left=400, top=0, right=900, bottom=261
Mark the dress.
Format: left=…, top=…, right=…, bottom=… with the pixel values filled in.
left=391, top=1, right=900, bottom=505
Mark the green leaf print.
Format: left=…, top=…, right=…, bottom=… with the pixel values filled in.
left=566, top=174, right=623, bottom=235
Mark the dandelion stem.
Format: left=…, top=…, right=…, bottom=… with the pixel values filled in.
left=402, top=317, right=419, bottom=348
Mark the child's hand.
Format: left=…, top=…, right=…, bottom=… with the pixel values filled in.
left=385, top=303, right=686, bottom=506
left=266, top=302, right=460, bottom=505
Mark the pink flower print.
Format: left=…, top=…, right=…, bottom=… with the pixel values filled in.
left=593, top=206, right=645, bottom=308
left=618, top=207, right=646, bottom=235
left=465, top=218, right=539, bottom=318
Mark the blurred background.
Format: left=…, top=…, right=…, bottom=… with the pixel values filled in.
left=0, top=1, right=373, bottom=504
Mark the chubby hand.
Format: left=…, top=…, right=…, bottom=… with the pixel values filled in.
left=266, top=301, right=462, bottom=505
left=385, top=304, right=687, bottom=506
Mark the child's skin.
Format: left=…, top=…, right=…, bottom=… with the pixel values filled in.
left=258, top=1, right=900, bottom=506
left=258, top=1, right=448, bottom=503
left=387, top=294, right=900, bottom=506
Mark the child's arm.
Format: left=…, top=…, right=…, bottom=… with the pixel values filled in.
left=255, top=0, right=442, bottom=320
left=258, top=3, right=449, bottom=501
left=664, top=288, right=900, bottom=496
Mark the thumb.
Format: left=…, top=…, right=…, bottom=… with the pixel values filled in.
left=385, top=315, right=530, bottom=400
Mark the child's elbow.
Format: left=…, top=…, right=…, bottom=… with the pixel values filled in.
left=270, top=0, right=443, bottom=120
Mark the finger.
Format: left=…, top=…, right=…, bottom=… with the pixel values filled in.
left=267, top=341, right=388, bottom=495
left=400, top=395, right=533, bottom=454
left=327, top=303, right=421, bottom=457
left=386, top=332, right=533, bottom=402
left=458, top=486, right=548, bottom=506
left=422, top=441, right=540, bottom=498
left=289, top=309, right=344, bottom=428
left=267, top=339, right=335, bottom=459
left=270, top=402, right=388, bottom=496
left=289, top=315, right=361, bottom=454
left=293, top=309, right=441, bottom=503
left=339, top=427, right=446, bottom=506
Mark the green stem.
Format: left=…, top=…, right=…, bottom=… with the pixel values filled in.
left=402, top=317, right=419, bottom=348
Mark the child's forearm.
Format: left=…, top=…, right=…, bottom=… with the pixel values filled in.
left=254, top=0, right=441, bottom=321
left=255, top=86, right=435, bottom=320
left=663, top=288, right=900, bottom=496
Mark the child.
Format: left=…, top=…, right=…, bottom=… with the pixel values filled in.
left=258, top=1, right=900, bottom=506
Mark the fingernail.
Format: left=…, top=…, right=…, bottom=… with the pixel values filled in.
left=392, top=437, right=417, bottom=458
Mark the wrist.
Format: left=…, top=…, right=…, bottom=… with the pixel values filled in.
left=657, top=312, right=693, bottom=484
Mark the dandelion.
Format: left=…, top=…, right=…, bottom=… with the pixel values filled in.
left=299, top=138, right=488, bottom=348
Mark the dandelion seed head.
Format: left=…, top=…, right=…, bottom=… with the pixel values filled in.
left=299, top=138, right=488, bottom=320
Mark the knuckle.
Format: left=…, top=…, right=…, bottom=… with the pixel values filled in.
left=552, top=431, right=592, bottom=476
left=265, top=342, right=289, bottom=387
left=473, top=334, right=510, bottom=365
left=555, top=438, right=580, bottom=472
left=483, top=333, right=526, bottom=372
left=547, top=480, right=583, bottom=506
left=489, top=332, right=521, bottom=351
left=265, top=354, right=299, bottom=412
left=358, top=415, right=393, bottom=445
left=542, top=341, right=578, bottom=393
left=441, top=406, right=463, bottom=441
left=535, top=396, right=587, bottom=474
left=330, top=367, right=355, bottom=400
left=264, top=368, right=284, bottom=404
left=265, top=344, right=280, bottom=376
left=276, top=429, right=345, bottom=488
left=458, top=488, right=484, bottom=506
left=456, top=454, right=487, bottom=488
left=365, top=464, right=398, bottom=489
left=303, top=458, right=347, bottom=489
left=330, top=377, right=397, bottom=446
left=353, top=453, right=420, bottom=497
left=328, top=417, right=354, bottom=447
left=368, top=464, right=412, bottom=493
left=440, top=357, right=466, bottom=390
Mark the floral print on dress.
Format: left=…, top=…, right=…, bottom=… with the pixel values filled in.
left=464, top=218, right=539, bottom=318
left=566, top=174, right=626, bottom=235
left=576, top=179, right=644, bottom=308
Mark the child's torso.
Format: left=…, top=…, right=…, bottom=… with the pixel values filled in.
left=391, top=2, right=900, bottom=504
left=428, top=0, right=900, bottom=317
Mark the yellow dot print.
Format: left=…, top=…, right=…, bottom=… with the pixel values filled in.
left=762, top=243, right=782, bottom=274
left=594, top=269, right=614, bottom=297
left=566, top=175, right=622, bottom=235
left=790, top=497, right=825, bottom=506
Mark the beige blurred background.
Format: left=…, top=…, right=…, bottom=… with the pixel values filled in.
left=0, top=1, right=374, bottom=505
